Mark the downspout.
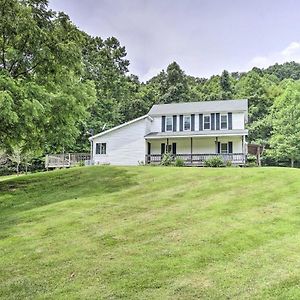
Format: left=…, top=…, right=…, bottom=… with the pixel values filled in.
left=90, top=139, right=93, bottom=165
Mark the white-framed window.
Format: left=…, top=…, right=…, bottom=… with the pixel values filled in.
left=221, top=143, right=228, bottom=154
left=165, top=116, right=173, bottom=132
left=203, top=115, right=211, bottom=130
left=183, top=115, right=191, bottom=131
left=221, top=114, right=228, bottom=130
left=96, top=143, right=106, bottom=155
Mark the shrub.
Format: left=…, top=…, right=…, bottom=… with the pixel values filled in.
left=204, top=156, right=224, bottom=167
left=247, top=154, right=257, bottom=164
left=225, top=160, right=232, bottom=167
left=174, top=157, right=185, bottom=167
left=160, top=153, right=173, bottom=166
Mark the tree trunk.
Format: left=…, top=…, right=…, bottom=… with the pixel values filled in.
left=291, top=158, right=294, bottom=168
left=16, top=163, right=19, bottom=175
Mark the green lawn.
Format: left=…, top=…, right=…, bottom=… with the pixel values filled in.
left=1, top=166, right=300, bottom=299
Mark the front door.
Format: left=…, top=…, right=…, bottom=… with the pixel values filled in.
left=172, top=143, right=177, bottom=155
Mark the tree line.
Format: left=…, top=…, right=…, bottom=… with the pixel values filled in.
left=1, top=0, right=299, bottom=172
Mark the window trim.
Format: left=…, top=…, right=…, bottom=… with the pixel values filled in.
left=183, top=115, right=191, bottom=131
left=203, top=114, right=211, bottom=130
left=96, top=142, right=107, bottom=155
left=165, top=116, right=173, bottom=132
left=220, top=114, right=228, bottom=130
left=220, top=143, right=228, bottom=154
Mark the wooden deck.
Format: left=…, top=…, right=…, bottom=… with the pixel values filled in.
left=45, top=153, right=91, bottom=169
left=145, top=153, right=246, bottom=166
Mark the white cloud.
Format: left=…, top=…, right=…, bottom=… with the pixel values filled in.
left=248, top=42, right=300, bottom=69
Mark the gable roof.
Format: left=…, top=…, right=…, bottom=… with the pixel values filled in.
left=148, top=99, right=248, bottom=116
left=89, top=114, right=152, bottom=141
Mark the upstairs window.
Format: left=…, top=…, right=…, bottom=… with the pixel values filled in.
left=96, top=143, right=106, bottom=155
left=221, top=114, right=228, bottom=129
left=203, top=115, right=211, bottom=130
left=165, top=116, right=173, bottom=131
left=183, top=116, right=191, bottom=131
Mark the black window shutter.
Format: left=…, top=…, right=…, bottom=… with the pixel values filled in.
left=228, top=141, right=233, bottom=153
left=211, top=113, right=215, bottom=130
left=191, top=114, right=195, bottom=131
left=173, top=115, right=177, bottom=132
left=228, top=112, right=232, bottom=130
left=172, top=143, right=177, bottom=155
left=199, top=114, right=203, bottom=131
left=161, top=116, right=166, bottom=132
left=179, top=115, right=183, bottom=131
left=217, top=142, right=221, bottom=154
left=216, top=113, right=220, bottom=130
left=161, top=143, right=165, bottom=155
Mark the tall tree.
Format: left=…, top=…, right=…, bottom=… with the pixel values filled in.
left=220, top=70, right=234, bottom=99
left=149, top=62, right=190, bottom=104
left=269, top=81, right=300, bottom=167
left=81, top=35, right=130, bottom=139
left=0, top=0, right=96, bottom=152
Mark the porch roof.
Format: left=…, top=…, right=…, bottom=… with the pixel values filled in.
left=145, top=129, right=248, bottom=139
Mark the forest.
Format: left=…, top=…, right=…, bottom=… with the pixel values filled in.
left=1, top=0, right=300, bottom=172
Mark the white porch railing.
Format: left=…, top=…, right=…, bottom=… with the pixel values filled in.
left=145, top=153, right=246, bottom=166
left=45, top=153, right=91, bottom=169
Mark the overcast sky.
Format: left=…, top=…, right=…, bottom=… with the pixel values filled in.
left=49, top=0, right=300, bottom=82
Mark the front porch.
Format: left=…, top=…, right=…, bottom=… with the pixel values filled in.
left=145, top=153, right=246, bottom=166
left=145, top=135, right=247, bottom=166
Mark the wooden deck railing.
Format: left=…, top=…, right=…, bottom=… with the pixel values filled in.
left=45, top=153, right=91, bottom=169
left=145, top=153, right=246, bottom=166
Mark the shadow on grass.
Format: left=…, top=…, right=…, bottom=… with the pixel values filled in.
left=0, top=167, right=137, bottom=235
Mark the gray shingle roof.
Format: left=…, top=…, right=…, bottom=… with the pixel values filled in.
left=148, top=99, right=248, bottom=116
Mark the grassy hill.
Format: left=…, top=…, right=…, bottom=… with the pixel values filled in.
left=1, top=166, right=300, bottom=299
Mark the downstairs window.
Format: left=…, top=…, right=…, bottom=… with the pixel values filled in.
left=221, top=143, right=228, bottom=154
left=96, top=143, right=106, bottom=155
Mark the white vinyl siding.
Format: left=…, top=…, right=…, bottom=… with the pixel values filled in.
left=93, top=118, right=149, bottom=165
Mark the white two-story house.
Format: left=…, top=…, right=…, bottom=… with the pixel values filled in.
left=89, top=99, right=248, bottom=166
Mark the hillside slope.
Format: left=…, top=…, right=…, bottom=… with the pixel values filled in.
left=1, top=166, right=300, bottom=299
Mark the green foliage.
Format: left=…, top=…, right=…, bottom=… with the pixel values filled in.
left=0, top=0, right=97, bottom=153
left=174, top=157, right=185, bottom=167
left=160, top=152, right=173, bottom=166
left=269, top=81, right=300, bottom=167
left=220, top=70, right=234, bottom=99
left=204, top=156, right=224, bottom=167
left=148, top=62, right=190, bottom=104
left=225, top=160, right=233, bottom=167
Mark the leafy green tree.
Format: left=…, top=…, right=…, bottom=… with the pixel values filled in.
left=235, top=70, right=274, bottom=143
left=220, top=70, right=234, bottom=99
left=0, top=0, right=96, bottom=153
left=81, top=34, right=130, bottom=142
left=269, top=81, right=300, bottom=167
left=149, top=62, right=190, bottom=104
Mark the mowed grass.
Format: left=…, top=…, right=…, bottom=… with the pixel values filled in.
left=1, top=166, right=300, bottom=299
